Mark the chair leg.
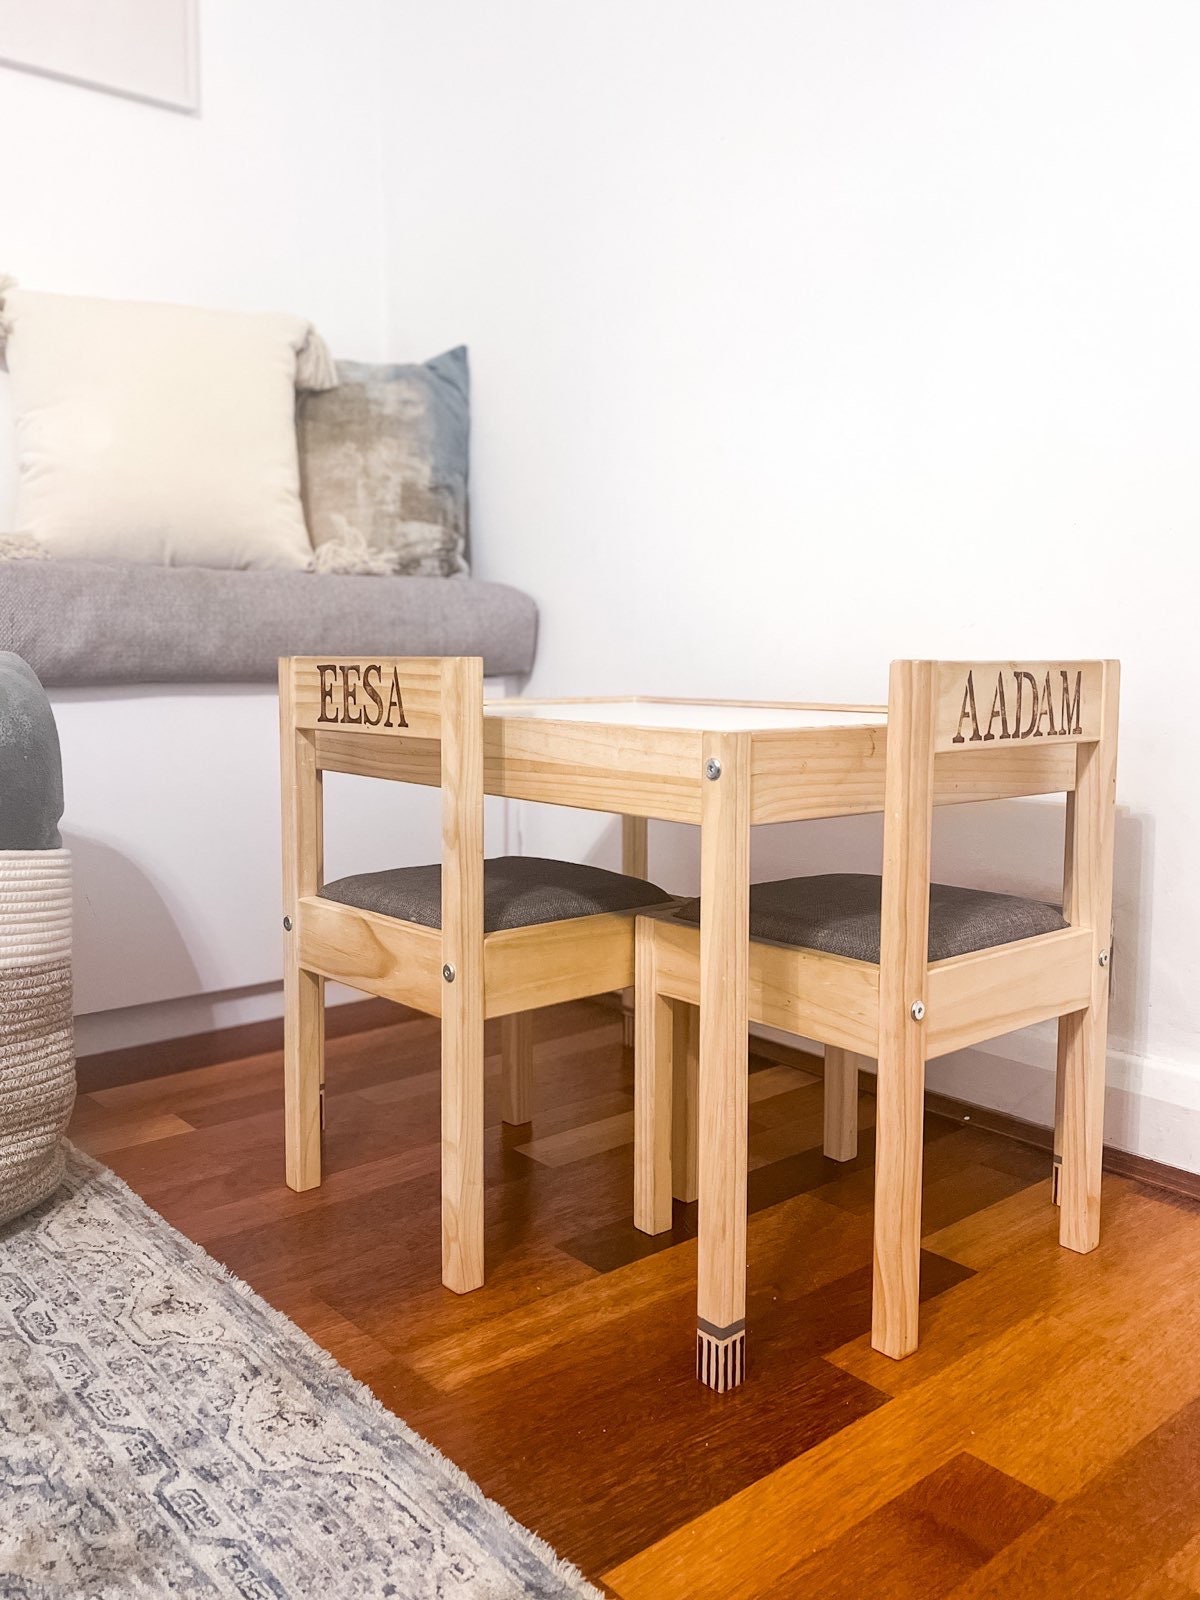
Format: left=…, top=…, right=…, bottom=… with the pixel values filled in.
left=1058, top=666, right=1118, bottom=1251
left=871, top=658, right=935, bottom=1362
left=442, top=984, right=485, bottom=1295
left=1052, top=1018, right=1068, bottom=1206
left=672, top=1003, right=699, bottom=1204
left=500, top=1012, right=534, bottom=1125
left=823, top=1046, right=860, bottom=1162
left=634, top=921, right=674, bottom=1235
left=1059, top=1001, right=1107, bottom=1253
left=871, top=1039, right=926, bottom=1360
left=284, top=963, right=324, bottom=1192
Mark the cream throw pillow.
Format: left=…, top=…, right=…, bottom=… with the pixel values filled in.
left=0, top=285, right=337, bottom=570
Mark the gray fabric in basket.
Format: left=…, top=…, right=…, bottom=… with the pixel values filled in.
left=673, top=872, right=1067, bottom=962
left=0, top=653, right=63, bottom=849
left=321, top=855, right=671, bottom=934
left=0, top=561, right=537, bottom=686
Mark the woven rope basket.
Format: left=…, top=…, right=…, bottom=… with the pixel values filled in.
left=0, top=848, right=74, bottom=1224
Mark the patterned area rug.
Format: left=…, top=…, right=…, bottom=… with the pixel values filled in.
left=0, top=1146, right=600, bottom=1599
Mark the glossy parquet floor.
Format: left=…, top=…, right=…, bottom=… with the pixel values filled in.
left=69, top=1001, right=1200, bottom=1599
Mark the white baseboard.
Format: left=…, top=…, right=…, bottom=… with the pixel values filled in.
left=77, top=977, right=1200, bottom=1178
left=753, top=1019, right=1200, bottom=1176
left=74, top=980, right=366, bottom=1058
left=77, top=984, right=1200, bottom=1175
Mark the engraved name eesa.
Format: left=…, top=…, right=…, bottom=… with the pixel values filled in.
left=315, top=663, right=409, bottom=728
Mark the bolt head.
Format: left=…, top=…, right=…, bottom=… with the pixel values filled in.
left=1098, top=949, right=1110, bottom=968
left=442, top=963, right=456, bottom=983
left=910, top=999, right=926, bottom=1022
left=704, top=758, right=722, bottom=781
left=282, top=915, right=293, bottom=932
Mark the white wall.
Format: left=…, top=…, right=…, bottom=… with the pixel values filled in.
left=0, top=0, right=394, bottom=1047
left=6, top=3, right=1198, bottom=1167
left=0, top=0, right=388, bottom=516
left=380, top=1, right=1200, bottom=1166
left=57, top=683, right=518, bottom=1056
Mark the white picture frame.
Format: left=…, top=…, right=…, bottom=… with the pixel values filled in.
left=0, top=0, right=199, bottom=115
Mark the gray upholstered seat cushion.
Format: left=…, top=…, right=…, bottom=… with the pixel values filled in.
left=0, top=561, right=537, bottom=686
left=674, top=873, right=1067, bottom=962
left=0, top=654, right=64, bottom=850
left=320, top=855, right=671, bottom=934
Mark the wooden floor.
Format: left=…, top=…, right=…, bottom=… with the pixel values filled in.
left=69, top=1001, right=1200, bottom=1599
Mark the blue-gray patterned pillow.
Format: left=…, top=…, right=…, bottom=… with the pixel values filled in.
left=298, top=348, right=469, bottom=577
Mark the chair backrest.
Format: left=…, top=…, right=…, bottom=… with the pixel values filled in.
left=278, top=655, right=485, bottom=974
left=880, top=657, right=1119, bottom=1021
left=934, top=661, right=1106, bottom=751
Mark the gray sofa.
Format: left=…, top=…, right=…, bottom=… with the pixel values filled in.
left=0, top=561, right=538, bottom=685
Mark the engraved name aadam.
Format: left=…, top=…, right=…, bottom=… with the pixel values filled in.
left=953, top=667, right=1082, bottom=744
left=316, top=663, right=409, bottom=728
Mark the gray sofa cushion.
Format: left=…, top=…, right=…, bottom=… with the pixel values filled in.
left=321, top=855, right=671, bottom=934
left=0, top=561, right=537, bottom=687
left=674, top=872, right=1067, bottom=962
left=0, top=653, right=64, bottom=849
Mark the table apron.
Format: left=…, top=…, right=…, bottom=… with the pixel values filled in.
left=316, top=726, right=705, bottom=822
left=750, top=734, right=1076, bottom=823
left=314, top=724, right=1076, bottom=825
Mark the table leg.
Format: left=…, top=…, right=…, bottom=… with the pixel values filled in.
left=672, top=1003, right=699, bottom=1204
left=823, top=1046, right=860, bottom=1163
left=500, top=1012, right=534, bottom=1125
left=696, top=731, right=750, bottom=1392
left=1052, top=1021, right=1067, bottom=1206
left=621, top=815, right=649, bottom=1047
left=634, top=918, right=674, bottom=1235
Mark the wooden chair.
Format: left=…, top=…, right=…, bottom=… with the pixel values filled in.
left=279, top=655, right=671, bottom=1294
left=635, top=658, right=1119, bottom=1385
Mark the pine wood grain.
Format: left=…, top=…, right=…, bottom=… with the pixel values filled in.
left=279, top=659, right=325, bottom=1192
left=696, top=729, right=751, bottom=1388
left=1059, top=660, right=1120, bottom=1253
left=500, top=1011, right=534, bottom=1124
left=872, top=658, right=936, bottom=1358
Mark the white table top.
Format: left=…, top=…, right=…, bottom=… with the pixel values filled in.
left=484, top=698, right=887, bottom=732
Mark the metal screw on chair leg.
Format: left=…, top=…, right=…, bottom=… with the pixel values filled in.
left=282, top=916, right=293, bottom=932
left=910, top=999, right=925, bottom=1022
left=442, top=963, right=456, bottom=983
left=1098, top=949, right=1109, bottom=968
left=704, top=758, right=722, bottom=781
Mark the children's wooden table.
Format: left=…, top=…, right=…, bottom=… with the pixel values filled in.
left=316, top=691, right=1080, bottom=1381
left=482, top=696, right=1080, bottom=1381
